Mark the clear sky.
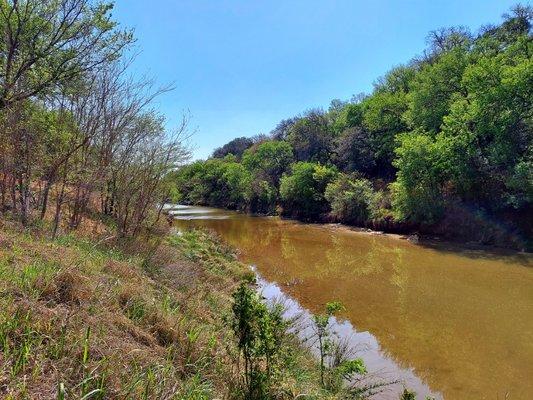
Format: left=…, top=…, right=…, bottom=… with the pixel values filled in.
left=112, top=0, right=519, bottom=159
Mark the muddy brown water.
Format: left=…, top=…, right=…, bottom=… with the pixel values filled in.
left=170, top=205, right=533, bottom=400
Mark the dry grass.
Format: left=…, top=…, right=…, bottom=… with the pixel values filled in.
left=0, top=210, right=326, bottom=400
left=0, top=217, right=247, bottom=399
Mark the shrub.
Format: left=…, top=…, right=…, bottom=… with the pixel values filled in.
left=249, top=180, right=277, bottom=214
left=279, top=162, right=337, bottom=220
left=229, top=281, right=286, bottom=399
left=325, top=174, right=380, bottom=225
left=311, top=301, right=367, bottom=392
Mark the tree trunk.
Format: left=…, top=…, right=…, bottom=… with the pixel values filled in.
left=40, top=179, right=52, bottom=220
left=52, top=182, right=66, bottom=239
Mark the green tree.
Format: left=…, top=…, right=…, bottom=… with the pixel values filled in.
left=440, top=36, right=532, bottom=209
left=249, top=180, right=277, bottom=214
left=212, top=136, right=255, bottom=159
left=362, top=91, right=408, bottom=175
left=230, top=281, right=286, bottom=399
left=405, top=48, right=469, bottom=133
left=334, top=127, right=376, bottom=174
left=279, top=162, right=337, bottom=220
left=242, top=141, right=294, bottom=187
left=0, top=0, right=133, bottom=108
left=391, top=132, right=451, bottom=223
left=325, top=174, right=380, bottom=225
left=287, top=110, right=335, bottom=164
left=331, top=102, right=364, bottom=134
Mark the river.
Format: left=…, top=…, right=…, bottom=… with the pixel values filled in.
left=170, top=205, right=533, bottom=399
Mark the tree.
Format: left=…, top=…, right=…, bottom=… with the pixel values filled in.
left=405, top=49, right=469, bottom=134
left=439, top=36, right=532, bottom=209
left=426, top=26, right=472, bottom=57
left=0, top=5, right=191, bottom=237
left=325, top=174, right=380, bottom=225
left=391, top=132, right=450, bottom=224
left=269, top=117, right=299, bottom=141
left=0, top=0, right=133, bottom=109
left=212, top=136, right=255, bottom=159
left=331, top=102, right=364, bottom=134
left=248, top=179, right=277, bottom=214
left=230, top=281, right=286, bottom=399
left=287, top=109, right=335, bottom=164
left=334, top=127, right=376, bottom=174
left=173, top=158, right=251, bottom=210
left=242, top=140, right=294, bottom=187
left=279, top=162, right=337, bottom=220
left=219, top=161, right=252, bottom=209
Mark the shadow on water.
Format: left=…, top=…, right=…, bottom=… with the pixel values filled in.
left=414, top=239, right=532, bottom=267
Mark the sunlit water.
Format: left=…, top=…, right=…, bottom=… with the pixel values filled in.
left=170, top=205, right=533, bottom=399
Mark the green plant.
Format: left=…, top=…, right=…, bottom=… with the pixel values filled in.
left=279, top=162, right=338, bottom=219
left=0, top=309, right=43, bottom=377
left=311, top=301, right=367, bottom=392
left=325, top=173, right=381, bottom=225
left=229, top=281, right=287, bottom=399
left=400, top=389, right=416, bottom=400
left=77, top=326, right=106, bottom=399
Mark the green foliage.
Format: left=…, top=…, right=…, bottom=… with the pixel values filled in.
left=230, top=282, right=287, bottom=399
left=405, top=49, right=469, bottom=133
left=332, top=103, right=364, bottom=133
left=0, top=0, right=133, bottom=107
left=439, top=36, right=533, bottom=207
left=249, top=179, right=278, bottom=214
left=242, top=141, right=294, bottom=187
left=287, top=110, right=335, bottom=164
left=279, top=162, right=338, bottom=220
left=175, top=159, right=252, bottom=209
left=334, top=127, right=376, bottom=174
left=362, top=90, right=409, bottom=171
left=172, top=5, right=532, bottom=244
left=391, top=132, right=450, bottom=223
left=212, top=136, right=255, bottom=159
left=311, top=301, right=367, bottom=392
left=325, top=174, right=381, bottom=225
left=506, top=155, right=533, bottom=208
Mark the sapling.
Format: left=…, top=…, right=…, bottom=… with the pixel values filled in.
left=312, top=301, right=367, bottom=391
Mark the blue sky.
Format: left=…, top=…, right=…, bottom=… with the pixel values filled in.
left=113, top=0, right=519, bottom=159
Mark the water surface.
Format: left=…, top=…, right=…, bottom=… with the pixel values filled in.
left=171, top=205, right=533, bottom=399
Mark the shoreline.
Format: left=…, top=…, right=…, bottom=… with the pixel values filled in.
left=166, top=204, right=533, bottom=257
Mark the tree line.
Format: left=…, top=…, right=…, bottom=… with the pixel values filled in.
left=0, top=0, right=190, bottom=238
left=172, top=5, right=532, bottom=247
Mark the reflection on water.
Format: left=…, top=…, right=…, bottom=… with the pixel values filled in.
left=171, top=205, right=533, bottom=400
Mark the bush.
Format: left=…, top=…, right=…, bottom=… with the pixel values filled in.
left=173, top=159, right=252, bottom=209
left=229, top=281, right=286, bottom=399
left=249, top=180, right=277, bottom=214
left=325, top=174, right=380, bottom=225
left=279, top=162, right=337, bottom=220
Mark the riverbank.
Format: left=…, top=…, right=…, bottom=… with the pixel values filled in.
left=324, top=223, right=533, bottom=256
left=305, top=209, right=530, bottom=252
left=172, top=203, right=532, bottom=254
left=0, top=217, right=325, bottom=399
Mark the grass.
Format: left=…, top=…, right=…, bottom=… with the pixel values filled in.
left=0, top=218, right=325, bottom=399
